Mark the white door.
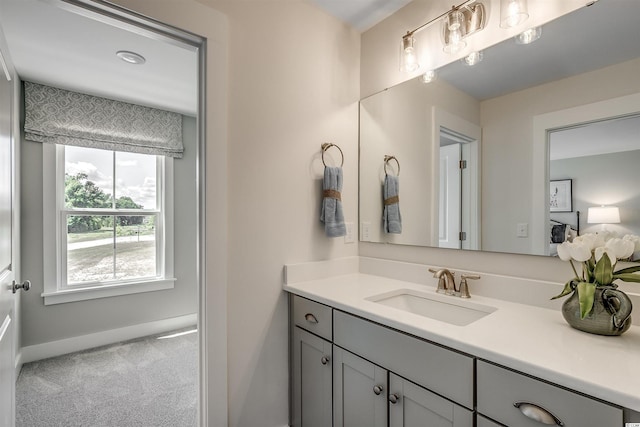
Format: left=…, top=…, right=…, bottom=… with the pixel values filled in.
left=439, top=143, right=461, bottom=249
left=0, top=38, right=17, bottom=427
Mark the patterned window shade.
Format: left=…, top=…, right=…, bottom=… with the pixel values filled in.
left=24, top=81, right=183, bottom=158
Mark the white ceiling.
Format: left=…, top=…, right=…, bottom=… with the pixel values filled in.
left=0, top=0, right=198, bottom=116
left=309, top=0, right=412, bottom=32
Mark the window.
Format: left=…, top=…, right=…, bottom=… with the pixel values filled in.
left=42, top=145, right=175, bottom=305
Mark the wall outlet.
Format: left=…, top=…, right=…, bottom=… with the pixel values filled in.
left=361, top=222, right=371, bottom=242
left=344, top=222, right=355, bottom=243
left=516, top=223, right=528, bottom=238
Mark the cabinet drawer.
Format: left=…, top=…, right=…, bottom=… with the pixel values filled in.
left=292, top=295, right=332, bottom=340
left=334, top=310, right=474, bottom=409
left=477, top=360, right=623, bottom=427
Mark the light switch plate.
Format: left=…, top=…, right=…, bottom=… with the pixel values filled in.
left=344, top=222, right=355, bottom=243
left=360, top=222, right=371, bottom=242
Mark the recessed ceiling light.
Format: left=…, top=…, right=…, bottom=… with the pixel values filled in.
left=116, top=50, right=146, bottom=65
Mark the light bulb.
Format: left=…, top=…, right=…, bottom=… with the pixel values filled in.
left=515, top=26, right=542, bottom=44
left=463, top=51, right=483, bottom=66
left=401, top=34, right=419, bottom=72
left=444, top=28, right=466, bottom=54
left=500, top=0, right=529, bottom=28
left=422, top=70, right=437, bottom=83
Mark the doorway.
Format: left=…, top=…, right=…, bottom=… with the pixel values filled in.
left=0, top=0, right=207, bottom=424
left=432, top=108, right=481, bottom=251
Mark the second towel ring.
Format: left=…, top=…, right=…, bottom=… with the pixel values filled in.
left=384, top=155, right=400, bottom=176
left=321, top=143, right=344, bottom=167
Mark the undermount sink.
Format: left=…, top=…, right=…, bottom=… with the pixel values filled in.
left=366, top=289, right=497, bottom=326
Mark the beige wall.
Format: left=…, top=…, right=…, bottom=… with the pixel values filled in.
left=115, top=1, right=360, bottom=426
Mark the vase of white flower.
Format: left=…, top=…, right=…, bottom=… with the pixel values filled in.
left=552, top=233, right=639, bottom=336
left=560, top=282, right=632, bottom=336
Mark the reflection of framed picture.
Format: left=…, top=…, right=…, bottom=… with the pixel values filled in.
left=550, top=179, right=572, bottom=212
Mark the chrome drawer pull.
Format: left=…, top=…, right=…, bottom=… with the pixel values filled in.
left=320, top=356, right=330, bottom=365
left=373, top=385, right=383, bottom=395
left=514, top=402, right=564, bottom=426
left=389, top=393, right=400, bottom=405
left=304, top=313, right=319, bottom=324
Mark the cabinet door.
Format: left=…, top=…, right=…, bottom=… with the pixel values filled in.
left=388, top=373, right=473, bottom=427
left=333, top=346, right=387, bottom=427
left=292, top=327, right=332, bottom=427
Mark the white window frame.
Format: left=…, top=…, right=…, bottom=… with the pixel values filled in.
left=41, top=144, right=175, bottom=305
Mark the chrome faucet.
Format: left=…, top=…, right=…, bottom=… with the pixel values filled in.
left=429, top=268, right=457, bottom=295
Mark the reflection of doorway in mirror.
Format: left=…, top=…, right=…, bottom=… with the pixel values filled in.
left=438, top=127, right=479, bottom=250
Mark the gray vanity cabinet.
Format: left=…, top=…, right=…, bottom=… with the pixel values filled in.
left=290, top=296, right=334, bottom=427
left=388, top=373, right=474, bottom=427
left=291, top=327, right=332, bottom=427
left=333, top=346, right=388, bottom=427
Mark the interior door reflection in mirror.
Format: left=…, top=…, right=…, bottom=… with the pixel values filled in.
left=358, top=0, right=640, bottom=256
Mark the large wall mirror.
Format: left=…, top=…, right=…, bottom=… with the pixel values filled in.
left=360, top=0, right=640, bottom=256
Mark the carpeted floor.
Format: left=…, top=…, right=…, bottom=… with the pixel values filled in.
left=16, top=328, right=198, bottom=427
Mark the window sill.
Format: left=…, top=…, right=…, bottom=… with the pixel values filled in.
left=41, top=278, right=176, bottom=305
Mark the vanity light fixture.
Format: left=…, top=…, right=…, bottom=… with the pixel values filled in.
left=515, top=26, right=542, bottom=44
left=500, top=0, right=529, bottom=28
left=116, top=50, right=146, bottom=65
left=421, top=70, right=437, bottom=83
left=400, top=32, right=420, bottom=72
left=442, top=4, right=486, bottom=54
left=463, top=51, right=483, bottom=66
left=400, top=0, right=486, bottom=72
left=443, top=7, right=467, bottom=54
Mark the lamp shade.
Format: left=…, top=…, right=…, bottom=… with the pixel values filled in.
left=587, top=206, right=620, bottom=224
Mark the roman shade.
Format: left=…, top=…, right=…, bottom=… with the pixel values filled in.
left=24, top=81, right=183, bottom=158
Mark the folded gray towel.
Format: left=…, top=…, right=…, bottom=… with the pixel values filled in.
left=320, top=166, right=346, bottom=237
left=383, top=174, right=402, bottom=234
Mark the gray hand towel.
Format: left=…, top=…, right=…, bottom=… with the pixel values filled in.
left=320, top=166, right=346, bottom=237
left=383, top=174, right=402, bottom=234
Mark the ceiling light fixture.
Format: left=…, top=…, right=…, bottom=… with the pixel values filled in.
left=515, top=26, right=542, bottom=44
left=462, top=51, right=483, bottom=66
left=116, top=50, right=146, bottom=65
left=500, top=0, right=529, bottom=28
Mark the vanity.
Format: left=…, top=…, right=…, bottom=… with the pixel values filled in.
left=284, top=258, right=640, bottom=427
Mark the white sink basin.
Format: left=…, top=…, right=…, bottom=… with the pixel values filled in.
left=366, top=289, right=497, bottom=326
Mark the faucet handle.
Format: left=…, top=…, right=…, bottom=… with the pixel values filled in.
left=459, top=274, right=480, bottom=299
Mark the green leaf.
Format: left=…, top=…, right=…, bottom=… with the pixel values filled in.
left=612, top=273, right=640, bottom=283
left=551, top=280, right=575, bottom=300
left=576, top=281, right=596, bottom=319
left=613, top=264, right=640, bottom=275
left=594, top=254, right=613, bottom=285
left=585, top=259, right=595, bottom=282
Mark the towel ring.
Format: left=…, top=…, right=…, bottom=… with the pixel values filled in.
left=384, top=155, right=400, bottom=176
left=321, top=143, right=344, bottom=167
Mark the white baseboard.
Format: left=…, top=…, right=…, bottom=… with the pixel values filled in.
left=19, top=313, right=197, bottom=364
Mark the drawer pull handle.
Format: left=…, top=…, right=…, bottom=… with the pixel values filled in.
left=320, top=356, right=330, bottom=365
left=388, top=393, right=400, bottom=405
left=373, top=385, right=383, bottom=395
left=514, top=402, right=564, bottom=426
left=304, top=313, right=319, bottom=324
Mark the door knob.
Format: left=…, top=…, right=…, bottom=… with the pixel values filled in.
left=320, top=356, right=330, bottom=365
left=12, top=280, right=31, bottom=294
left=373, top=385, right=383, bottom=395
left=389, top=393, right=400, bottom=404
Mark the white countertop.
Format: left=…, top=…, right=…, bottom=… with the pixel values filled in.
left=284, top=273, right=640, bottom=412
